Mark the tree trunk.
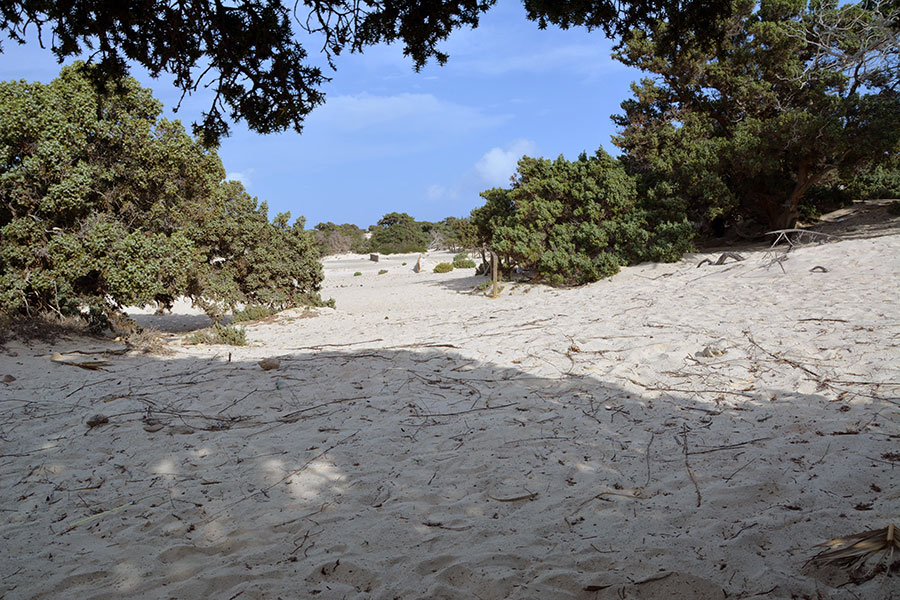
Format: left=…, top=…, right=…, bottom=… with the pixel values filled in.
left=768, top=199, right=800, bottom=230
left=767, top=162, right=826, bottom=230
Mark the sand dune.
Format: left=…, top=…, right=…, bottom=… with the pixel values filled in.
left=1, top=235, right=898, bottom=599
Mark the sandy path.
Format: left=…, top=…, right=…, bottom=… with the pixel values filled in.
left=1, top=239, right=898, bottom=599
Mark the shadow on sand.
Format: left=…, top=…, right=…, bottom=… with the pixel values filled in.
left=2, top=339, right=896, bottom=599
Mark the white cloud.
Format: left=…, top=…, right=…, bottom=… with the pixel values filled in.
left=307, top=92, right=505, bottom=136
left=426, top=184, right=458, bottom=202
left=226, top=170, right=253, bottom=188
left=474, top=139, right=538, bottom=187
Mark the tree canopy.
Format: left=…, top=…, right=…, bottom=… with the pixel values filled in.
left=613, top=0, right=900, bottom=229
left=1, top=0, right=736, bottom=145
left=0, top=63, right=326, bottom=330
left=367, top=212, right=429, bottom=254
left=471, top=151, right=692, bottom=285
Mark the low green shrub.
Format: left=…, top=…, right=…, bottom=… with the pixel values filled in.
left=185, top=323, right=247, bottom=346
left=433, top=263, right=454, bottom=273
left=353, top=271, right=362, bottom=276
left=232, top=305, right=275, bottom=323
left=453, top=251, right=469, bottom=262
left=453, top=258, right=476, bottom=268
left=378, top=269, right=388, bottom=275
left=471, top=151, right=693, bottom=286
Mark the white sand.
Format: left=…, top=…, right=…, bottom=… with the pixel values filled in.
left=1, top=239, right=898, bottom=599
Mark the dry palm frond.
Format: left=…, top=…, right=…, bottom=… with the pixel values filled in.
left=807, top=523, right=899, bottom=574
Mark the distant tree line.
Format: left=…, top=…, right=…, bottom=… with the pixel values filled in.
left=312, top=213, right=477, bottom=257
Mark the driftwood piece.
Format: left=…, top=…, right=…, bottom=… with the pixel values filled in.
left=807, top=523, right=899, bottom=575
left=697, top=252, right=745, bottom=268
left=369, top=253, right=379, bottom=262
left=767, top=229, right=842, bottom=248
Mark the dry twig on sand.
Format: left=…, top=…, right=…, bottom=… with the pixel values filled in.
left=682, top=425, right=702, bottom=507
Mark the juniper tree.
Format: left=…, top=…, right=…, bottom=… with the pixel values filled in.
left=0, top=63, right=325, bottom=329
left=613, top=0, right=900, bottom=230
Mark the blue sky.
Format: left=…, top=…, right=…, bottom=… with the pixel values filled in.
left=1, top=0, right=641, bottom=228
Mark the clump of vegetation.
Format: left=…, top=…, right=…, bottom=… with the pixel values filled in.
left=848, top=157, right=900, bottom=202
left=231, top=305, right=276, bottom=323
left=452, top=252, right=476, bottom=269
left=0, top=63, right=327, bottom=332
left=472, top=150, right=692, bottom=286
left=185, top=323, right=247, bottom=346
left=433, top=262, right=454, bottom=273
left=378, top=269, right=388, bottom=275
left=353, top=271, right=362, bottom=276
left=612, top=1, right=900, bottom=230
left=367, top=212, right=428, bottom=254
left=312, top=222, right=368, bottom=255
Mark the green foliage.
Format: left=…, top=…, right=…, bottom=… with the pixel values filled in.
left=367, top=212, right=428, bottom=254
left=433, top=262, right=454, bottom=273
left=378, top=269, right=388, bottom=275
left=472, top=150, right=693, bottom=286
left=848, top=156, right=900, bottom=200
left=419, top=216, right=478, bottom=250
left=231, top=305, right=276, bottom=323
left=798, top=182, right=852, bottom=221
left=353, top=271, right=362, bottom=276
left=185, top=323, right=247, bottom=346
left=0, top=63, right=325, bottom=328
left=453, top=252, right=475, bottom=269
left=1, top=1, right=738, bottom=144
left=313, top=222, right=368, bottom=255
left=613, top=0, right=900, bottom=230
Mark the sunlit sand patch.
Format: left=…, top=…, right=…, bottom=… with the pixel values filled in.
left=190, top=447, right=211, bottom=459
left=287, top=458, right=348, bottom=500
left=111, top=560, right=142, bottom=592
left=151, top=458, right=177, bottom=476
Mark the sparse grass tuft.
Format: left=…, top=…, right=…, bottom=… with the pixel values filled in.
left=354, top=271, right=362, bottom=276
left=125, top=328, right=172, bottom=354
left=378, top=269, right=388, bottom=275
